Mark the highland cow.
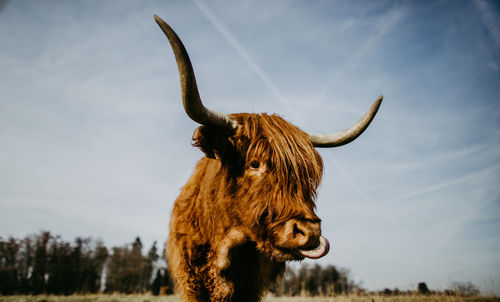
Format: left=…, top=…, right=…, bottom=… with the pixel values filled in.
left=154, top=15, right=382, bottom=302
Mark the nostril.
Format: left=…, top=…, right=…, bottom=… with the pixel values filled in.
left=293, top=223, right=305, bottom=238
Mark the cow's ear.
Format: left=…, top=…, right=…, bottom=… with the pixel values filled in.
left=192, top=126, right=234, bottom=160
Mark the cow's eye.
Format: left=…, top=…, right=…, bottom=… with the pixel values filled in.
left=250, top=160, right=260, bottom=169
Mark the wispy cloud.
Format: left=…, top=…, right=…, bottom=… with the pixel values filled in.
left=474, top=0, right=500, bottom=47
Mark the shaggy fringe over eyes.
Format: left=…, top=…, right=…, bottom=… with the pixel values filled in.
left=231, top=113, right=324, bottom=223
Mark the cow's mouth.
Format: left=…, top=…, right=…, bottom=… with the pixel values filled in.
left=276, top=235, right=330, bottom=260
left=297, top=236, right=330, bottom=259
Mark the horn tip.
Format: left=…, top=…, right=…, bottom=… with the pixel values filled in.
left=373, top=95, right=383, bottom=108
left=154, top=14, right=164, bottom=24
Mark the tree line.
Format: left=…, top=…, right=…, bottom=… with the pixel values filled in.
left=0, top=231, right=482, bottom=296
left=270, top=264, right=359, bottom=296
left=0, top=231, right=172, bottom=295
left=270, top=267, right=482, bottom=297
left=0, top=231, right=358, bottom=296
left=372, top=282, right=481, bottom=297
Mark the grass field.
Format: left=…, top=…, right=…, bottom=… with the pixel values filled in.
left=0, top=295, right=498, bottom=302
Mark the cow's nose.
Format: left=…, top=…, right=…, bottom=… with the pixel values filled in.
left=286, top=219, right=321, bottom=249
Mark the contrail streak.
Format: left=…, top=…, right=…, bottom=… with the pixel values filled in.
left=384, top=163, right=500, bottom=207
left=192, top=0, right=299, bottom=121
left=317, top=7, right=406, bottom=102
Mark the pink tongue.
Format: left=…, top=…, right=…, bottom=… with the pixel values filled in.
left=298, top=236, right=330, bottom=259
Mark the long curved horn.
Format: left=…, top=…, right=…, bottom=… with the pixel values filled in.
left=308, top=96, right=383, bottom=148
left=154, top=15, right=238, bottom=131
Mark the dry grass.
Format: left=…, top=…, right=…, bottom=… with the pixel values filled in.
left=0, top=295, right=179, bottom=302
left=265, top=295, right=500, bottom=302
left=0, top=295, right=498, bottom=302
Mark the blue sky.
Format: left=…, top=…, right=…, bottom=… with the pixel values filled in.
left=1, top=0, right=499, bottom=294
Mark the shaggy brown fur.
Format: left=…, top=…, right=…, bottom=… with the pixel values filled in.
left=167, top=113, right=325, bottom=301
